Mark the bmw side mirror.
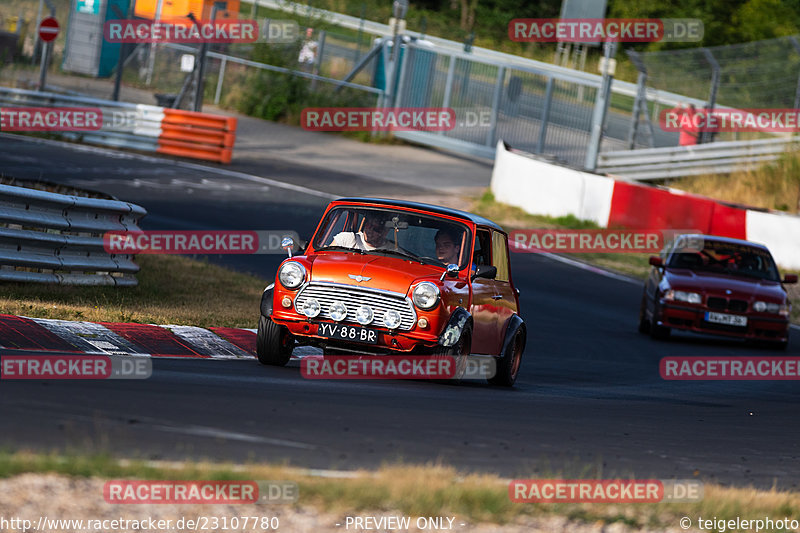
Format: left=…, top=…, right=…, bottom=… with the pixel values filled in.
left=649, top=256, right=663, bottom=267
left=784, top=274, right=798, bottom=284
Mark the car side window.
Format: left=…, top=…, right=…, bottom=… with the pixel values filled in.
left=491, top=231, right=510, bottom=282
left=474, top=229, right=492, bottom=267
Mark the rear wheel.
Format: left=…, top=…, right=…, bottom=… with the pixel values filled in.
left=490, top=328, right=524, bottom=387
left=257, top=315, right=293, bottom=366
left=432, top=326, right=471, bottom=381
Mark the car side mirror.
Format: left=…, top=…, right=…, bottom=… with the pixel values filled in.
left=471, top=264, right=497, bottom=280
left=784, top=273, right=798, bottom=284
left=446, top=263, right=459, bottom=277
left=649, top=256, right=663, bottom=267
left=281, top=237, right=295, bottom=258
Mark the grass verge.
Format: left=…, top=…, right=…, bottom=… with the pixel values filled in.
left=0, top=254, right=266, bottom=328
left=1, top=450, right=799, bottom=531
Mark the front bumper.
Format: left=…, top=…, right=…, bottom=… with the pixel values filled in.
left=273, top=315, right=440, bottom=353
left=657, top=303, right=789, bottom=342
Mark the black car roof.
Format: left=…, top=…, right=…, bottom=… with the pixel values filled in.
left=332, top=197, right=504, bottom=232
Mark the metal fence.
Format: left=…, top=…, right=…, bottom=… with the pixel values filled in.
left=627, top=34, right=800, bottom=148
left=0, top=183, right=146, bottom=286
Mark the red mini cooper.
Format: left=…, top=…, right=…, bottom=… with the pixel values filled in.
left=639, top=234, right=797, bottom=349
left=257, top=197, right=526, bottom=386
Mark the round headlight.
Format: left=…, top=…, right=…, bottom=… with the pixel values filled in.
left=329, top=301, right=348, bottom=321
left=301, top=298, right=321, bottom=318
left=383, top=310, right=402, bottom=329
left=355, top=305, right=373, bottom=325
left=278, top=261, right=305, bottom=289
left=412, top=282, right=440, bottom=310
left=754, top=301, right=767, bottom=312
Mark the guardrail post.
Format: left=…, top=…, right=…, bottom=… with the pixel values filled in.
left=789, top=37, right=800, bottom=111
left=486, top=65, right=505, bottom=147
left=536, top=76, right=554, bottom=154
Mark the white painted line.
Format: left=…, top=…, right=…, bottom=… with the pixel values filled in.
left=539, top=251, right=641, bottom=285
left=0, top=133, right=338, bottom=200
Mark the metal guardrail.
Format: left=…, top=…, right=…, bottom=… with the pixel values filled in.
left=0, top=184, right=146, bottom=286
left=597, top=136, right=800, bottom=181
left=0, top=87, right=164, bottom=152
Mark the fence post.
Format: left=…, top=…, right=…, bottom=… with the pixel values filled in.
left=486, top=65, right=505, bottom=147
left=311, top=30, right=326, bottom=91
left=536, top=76, right=554, bottom=154
left=214, top=56, right=227, bottom=105
left=585, top=41, right=617, bottom=172
left=439, top=54, right=456, bottom=136
left=700, top=48, right=719, bottom=144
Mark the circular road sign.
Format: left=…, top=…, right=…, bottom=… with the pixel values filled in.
left=38, top=17, right=60, bottom=42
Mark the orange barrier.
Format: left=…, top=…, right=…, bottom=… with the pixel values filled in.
left=157, top=109, right=237, bottom=164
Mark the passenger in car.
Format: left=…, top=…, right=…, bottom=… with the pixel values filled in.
left=331, top=212, right=389, bottom=250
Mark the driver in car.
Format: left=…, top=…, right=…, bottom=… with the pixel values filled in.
left=435, top=228, right=462, bottom=266
left=331, top=212, right=388, bottom=251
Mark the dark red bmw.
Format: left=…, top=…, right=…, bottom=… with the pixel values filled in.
left=639, top=234, right=797, bottom=349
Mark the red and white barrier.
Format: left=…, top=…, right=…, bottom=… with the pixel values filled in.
left=490, top=141, right=800, bottom=269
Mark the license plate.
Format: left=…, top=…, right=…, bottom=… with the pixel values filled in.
left=317, top=322, right=378, bottom=344
left=705, top=312, right=747, bottom=327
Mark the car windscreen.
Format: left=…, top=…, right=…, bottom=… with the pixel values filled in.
left=312, top=206, right=472, bottom=269
left=668, top=241, right=780, bottom=281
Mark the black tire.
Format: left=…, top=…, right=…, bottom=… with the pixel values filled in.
left=637, top=295, right=650, bottom=334
left=256, top=315, right=293, bottom=366
left=432, top=325, right=472, bottom=381
left=650, top=322, right=671, bottom=340
left=490, top=327, right=524, bottom=387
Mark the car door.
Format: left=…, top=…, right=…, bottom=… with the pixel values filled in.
left=470, top=228, right=498, bottom=354
left=490, top=230, right=517, bottom=354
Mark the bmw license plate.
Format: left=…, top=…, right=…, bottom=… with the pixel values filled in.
left=705, top=312, right=747, bottom=327
left=317, top=322, right=378, bottom=344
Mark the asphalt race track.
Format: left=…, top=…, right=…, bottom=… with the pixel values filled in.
left=1, top=135, right=799, bottom=490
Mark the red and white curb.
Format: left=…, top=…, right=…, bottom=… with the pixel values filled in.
left=0, top=314, right=315, bottom=359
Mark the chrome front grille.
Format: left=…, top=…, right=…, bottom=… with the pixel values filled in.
left=294, top=282, right=417, bottom=330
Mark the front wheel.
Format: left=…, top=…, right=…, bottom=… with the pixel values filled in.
left=432, top=325, right=471, bottom=381
left=257, top=315, right=293, bottom=366
left=490, top=327, right=524, bottom=387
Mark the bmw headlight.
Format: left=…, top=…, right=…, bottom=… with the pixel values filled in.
left=355, top=305, right=374, bottom=325
left=301, top=298, right=321, bottom=318
left=754, top=300, right=788, bottom=315
left=383, top=310, right=402, bottom=329
left=278, top=261, right=306, bottom=289
left=665, top=290, right=702, bottom=304
left=412, top=282, right=440, bottom=310
left=329, top=301, right=348, bottom=321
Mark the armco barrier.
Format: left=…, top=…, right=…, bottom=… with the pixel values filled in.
left=490, top=141, right=800, bottom=269
left=0, top=87, right=237, bottom=164
left=158, top=109, right=237, bottom=164
left=0, top=184, right=146, bottom=286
